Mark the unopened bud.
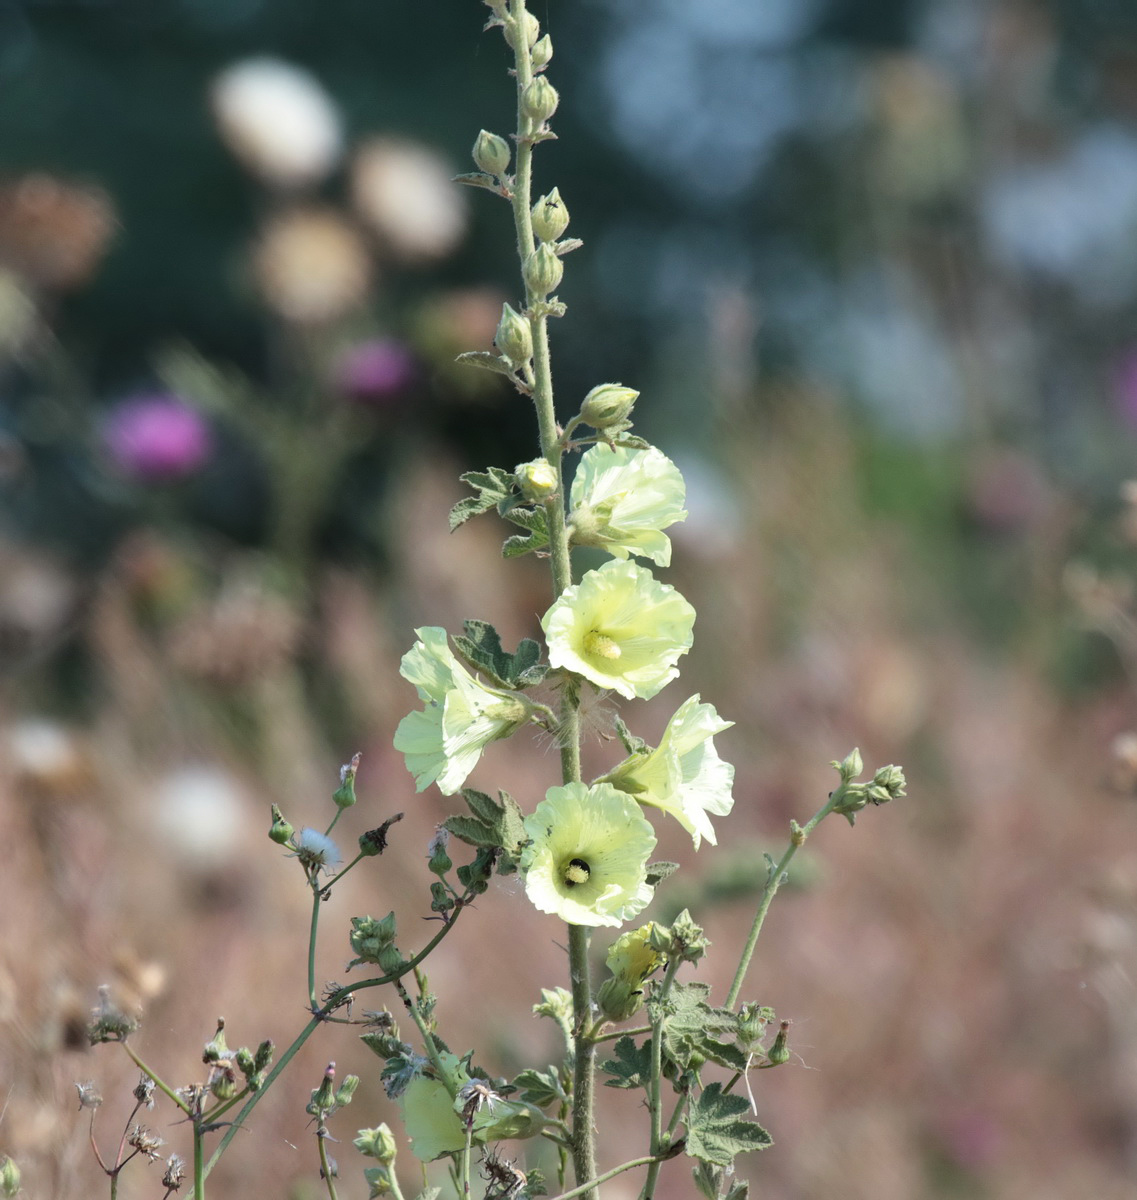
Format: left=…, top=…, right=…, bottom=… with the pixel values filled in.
left=524, top=243, right=563, bottom=297
left=254, top=1039, right=275, bottom=1072
left=0, top=1155, right=20, bottom=1198
left=596, top=976, right=644, bottom=1023
left=236, top=1047, right=256, bottom=1076
left=521, top=77, right=559, bottom=124
left=504, top=11, right=540, bottom=50
left=472, top=129, right=511, bottom=177
left=579, top=383, right=638, bottom=430
left=494, top=302, right=533, bottom=367
left=532, top=188, right=569, bottom=243
left=869, top=763, right=906, bottom=803
left=355, top=1124, right=398, bottom=1164
left=308, top=1063, right=338, bottom=1115
left=203, top=1019, right=229, bottom=1065
left=268, top=803, right=294, bottom=845
left=334, top=1074, right=361, bottom=1107
left=349, top=913, right=398, bottom=967
left=333, top=752, right=361, bottom=809
left=210, top=1066, right=238, bottom=1100
left=767, top=1020, right=792, bottom=1065
left=531, top=34, right=553, bottom=69
left=427, top=828, right=452, bottom=876
left=515, top=458, right=558, bottom=501
left=668, top=909, right=709, bottom=964
left=833, top=747, right=863, bottom=783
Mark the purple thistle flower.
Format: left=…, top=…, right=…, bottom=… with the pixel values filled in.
left=103, top=394, right=213, bottom=482
left=334, top=338, right=416, bottom=404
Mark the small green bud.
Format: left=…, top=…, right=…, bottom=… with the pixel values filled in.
left=833, top=747, right=863, bottom=784
left=767, top=1020, right=792, bottom=1065
left=427, top=828, right=452, bottom=876
left=472, top=129, right=511, bottom=177
left=532, top=188, right=570, bottom=243
left=494, top=302, right=533, bottom=367
left=869, top=763, right=907, bottom=803
left=355, top=1124, right=398, bottom=1164
left=531, top=34, right=553, bottom=69
left=349, top=913, right=399, bottom=967
left=596, top=976, right=644, bottom=1023
left=254, top=1039, right=275, bottom=1072
left=515, top=458, right=558, bottom=501
left=235, top=1047, right=255, bottom=1077
left=430, top=881, right=455, bottom=915
left=579, top=383, right=638, bottom=430
left=737, top=1002, right=775, bottom=1048
left=308, top=1063, right=338, bottom=1116
left=210, top=1066, right=238, bottom=1101
left=268, top=803, right=294, bottom=845
left=333, top=752, right=361, bottom=809
left=0, top=1155, right=20, bottom=1198
left=334, top=1074, right=360, bottom=1107
left=202, top=1019, right=229, bottom=1064
left=504, top=10, right=540, bottom=50
left=524, top=242, right=563, bottom=297
left=521, top=76, right=559, bottom=124
left=668, top=909, right=709, bottom=964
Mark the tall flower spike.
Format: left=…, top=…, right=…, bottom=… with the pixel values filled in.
left=599, top=695, right=735, bottom=849
left=568, top=444, right=687, bottom=567
left=541, top=560, right=695, bottom=700
left=521, top=782, right=656, bottom=927
left=394, top=627, right=531, bottom=795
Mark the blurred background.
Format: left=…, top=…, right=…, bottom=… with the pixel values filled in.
left=3, top=0, right=1137, bottom=1196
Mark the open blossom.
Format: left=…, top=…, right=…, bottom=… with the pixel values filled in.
left=394, top=627, right=530, bottom=795
left=568, top=445, right=687, bottom=567
left=599, top=695, right=734, bottom=849
left=541, top=559, right=694, bottom=700
left=521, top=782, right=656, bottom=927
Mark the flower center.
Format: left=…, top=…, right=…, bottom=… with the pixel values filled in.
left=583, top=630, right=621, bottom=661
left=563, top=857, right=591, bottom=887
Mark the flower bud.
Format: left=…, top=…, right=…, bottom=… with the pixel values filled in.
left=335, top=1074, right=361, bottom=1107
left=579, top=383, right=638, bottom=430
left=596, top=976, right=644, bottom=1023
left=349, top=913, right=399, bottom=966
left=521, top=77, right=559, bottom=124
left=869, top=763, right=907, bottom=803
left=203, top=1020, right=230, bottom=1065
left=833, top=747, right=863, bottom=783
left=268, top=803, right=294, bottom=845
left=355, top=1124, right=398, bottom=1164
left=427, top=828, right=452, bottom=876
left=494, top=302, right=533, bottom=367
left=472, top=129, right=511, bottom=177
left=333, top=752, right=361, bottom=809
left=210, top=1066, right=238, bottom=1100
left=0, top=1156, right=20, bottom=1198
left=531, top=34, right=553, bottom=69
left=515, top=458, right=558, bottom=502
left=667, top=909, right=709, bottom=964
left=767, top=1020, right=792, bottom=1065
left=504, top=11, right=540, bottom=50
left=524, top=243, right=563, bottom=297
left=308, top=1063, right=338, bottom=1116
left=531, top=188, right=569, bottom=243
left=236, top=1047, right=256, bottom=1077
left=737, top=1002, right=773, bottom=1049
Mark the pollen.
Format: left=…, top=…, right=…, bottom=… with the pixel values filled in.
left=583, top=630, right=621, bottom=660
left=563, top=857, right=591, bottom=886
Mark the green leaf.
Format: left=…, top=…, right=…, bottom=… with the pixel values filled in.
left=685, top=1083, right=772, bottom=1166
left=452, top=620, right=548, bottom=688
left=601, top=1035, right=652, bottom=1090
left=494, top=790, right=529, bottom=860
left=454, top=350, right=514, bottom=376
left=614, top=716, right=648, bottom=755
left=645, top=861, right=680, bottom=887
left=651, top=982, right=741, bottom=1073
left=461, top=787, right=503, bottom=826
left=442, top=814, right=498, bottom=848
left=449, top=467, right=516, bottom=532
left=452, top=171, right=502, bottom=193
left=553, top=237, right=584, bottom=256
left=512, top=1066, right=566, bottom=1109
left=503, top=530, right=548, bottom=558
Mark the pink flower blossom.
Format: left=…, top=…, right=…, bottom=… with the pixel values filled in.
left=103, top=394, right=213, bottom=481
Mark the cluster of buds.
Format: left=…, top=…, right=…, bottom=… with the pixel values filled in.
left=202, top=1019, right=274, bottom=1100
left=829, top=749, right=907, bottom=824
left=649, top=909, right=709, bottom=966
left=307, top=1061, right=360, bottom=1120
left=348, top=913, right=404, bottom=974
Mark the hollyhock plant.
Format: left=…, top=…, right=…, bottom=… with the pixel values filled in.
left=568, top=444, right=687, bottom=566
left=394, top=626, right=532, bottom=794
left=541, top=559, right=695, bottom=699
left=599, top=694, right=736, bottom=848
left=521, top=782, right=656, bottom=927
left=102, top=394, right=213, bottom=482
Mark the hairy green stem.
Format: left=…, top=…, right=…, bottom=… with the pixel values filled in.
left=639, top=959, right=681, bottom=1200
left=317, top=1129, right=339, bottom=1200
left=724, top=789, right=845, bottom=1010
left=192, top=1124, right=205, bottom=1200
left=119, top=1044, right=191, bottom=1115
left=504, top=0, right=593, bottom=1193
left=545, top=1156, right=670, bottom=1200
left=204, top=903, right=469, bottom=1177
left=308, top=887, right=322, bottom=1010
